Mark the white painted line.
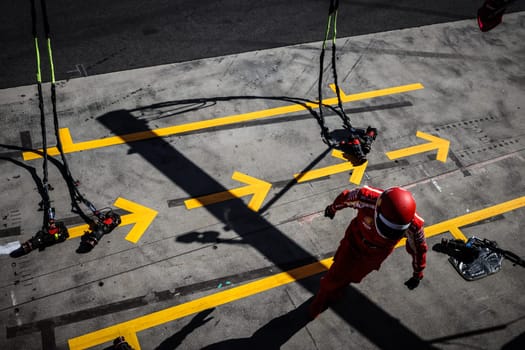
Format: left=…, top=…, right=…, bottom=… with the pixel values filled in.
left=0, top=241, right=21, bottom=255
left=431, top=179, right=442, bottom=192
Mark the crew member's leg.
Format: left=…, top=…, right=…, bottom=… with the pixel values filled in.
left=309, top=238, right=390, bottom=318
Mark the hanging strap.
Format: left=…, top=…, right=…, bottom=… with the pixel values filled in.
left=40, top=0, right=73, bottom=183
left=328, top=0, right=352, bottom=130
left=30, top=0, right=53, bottom=227
left=317, top=0, right=353, bottom=144
left=34, top=0, right=101, bottom=217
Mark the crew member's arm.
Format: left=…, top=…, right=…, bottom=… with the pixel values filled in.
left=404, top=221, right=428, bottom=289
left=324, top=188, right=361, bottom=219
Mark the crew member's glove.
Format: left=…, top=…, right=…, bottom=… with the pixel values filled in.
left=324, top=205, right=336, bottom=219
left=404, top=271, right=423, bottom=290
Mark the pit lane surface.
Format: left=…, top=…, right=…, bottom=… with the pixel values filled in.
left=2, top=0, right=525, bottom=89
left=1, top=7, right=525, bottom=350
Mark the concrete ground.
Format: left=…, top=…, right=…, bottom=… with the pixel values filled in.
left=1, top=12, right=524, bottom=350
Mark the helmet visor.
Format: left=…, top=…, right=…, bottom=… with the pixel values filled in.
left=375, top=212, right=410, bottom=240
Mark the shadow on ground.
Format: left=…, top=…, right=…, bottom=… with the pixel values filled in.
left=97, top=98, right=436, bottom=349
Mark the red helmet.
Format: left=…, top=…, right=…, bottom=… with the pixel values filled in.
left=375, top=187, right=416, bottom=239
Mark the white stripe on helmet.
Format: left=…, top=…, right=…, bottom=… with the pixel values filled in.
left=378, top=213, right=410, bottom=230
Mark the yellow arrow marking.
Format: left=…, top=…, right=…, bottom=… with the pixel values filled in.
left=184, top=171, right=272, bottom=212
left=66, top=197, right=158, bottom=243
left=23, top=83, right=424, bottom=160
left=385, top=131, right=450, bottom=163
left=294, top=149, right=368, bottom=185
left=68, top=195, right=525, bottom=350
left=114, top=197, right=158, bottom=243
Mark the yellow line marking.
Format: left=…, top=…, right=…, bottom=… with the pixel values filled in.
left=68, top=258, right=333, bottom=350
left=23, top=83, right=424, bottom=160
left=294, top=150, right=368, bottom=185
left=395, top=196, right=525, bottom=247
left=68, top=195, right=524, bottom=349
left=120, top=332, right=140, bottom=350
left=66, top=197, right=158, bottom=243
left=385, top=131, right=450, bottom=163
left=329, top=83, right=343, bottom=96
left=67, top=224, right=93, bottom=239
left=448, top=227, right=468, bottom=241
left=184, top=171, right=272, bottom=212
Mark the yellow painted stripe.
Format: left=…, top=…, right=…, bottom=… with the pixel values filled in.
left=396, top=196, right=525, bottom=247
left=24, top=83, right=424, bottom=160
left=427, top=196, right=525, bottom=236
left=184, top=192, right=240, bottom=209
left=65, top=214, right=141, bottom=240
left=294, top=150, right=368, bottom=185
left=67, top=223, right=90, bottom=239
left=448, top=227, right=468, bottom=241
left=69, top=195, right=525, bottom=350
left=68, top=258, right=333, bottom=350
left=295, top=162, right=354, bottom=183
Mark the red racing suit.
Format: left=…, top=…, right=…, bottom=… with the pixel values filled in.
left=311, top=186, right=427, bottom=313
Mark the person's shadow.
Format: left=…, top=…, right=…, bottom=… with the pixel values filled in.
left=201, top=299, right=313, bottom=350
left=155, top=308, right=216, bottom=350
